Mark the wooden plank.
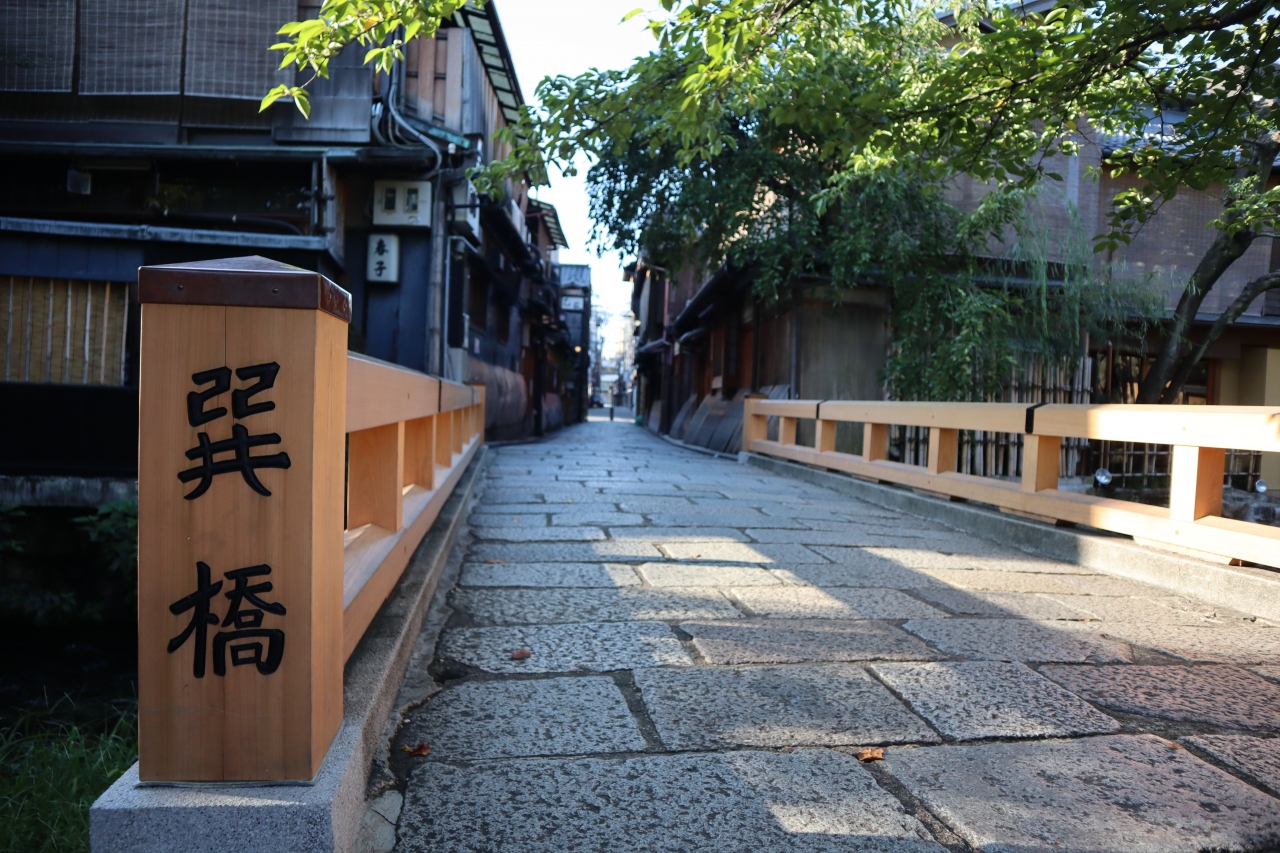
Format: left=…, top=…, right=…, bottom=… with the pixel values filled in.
left=927, top=428, right=958, bottom=475
left=743, top=398, right=768, bottom=447
left=451, top=408, right=463, bottom=455
left=862, top=422, right=889, bottom=461
left=138, top=304, right=344, bottom=782
left=404, top=416, right=437, bottom=489
left=1034, top=404, right=1280, bottom=452
left=342, top=439, right=478, bottom=660
left=1022, top=434, right=1061, bottom=493
left=440, top=379, right=472, bottom=413
left=1169, top=445, right=1225, bottom=521
left=815, top=419, right=837, bottom=453
left=821, top=400, right=1027, bottom=433
left=435, top=410, right=452, bottom=469
left=779, top=416, right=798, bottom=446
left=346, top=353, right=439, bottom=433
left=347, top=422, right=405, bottom=531
left=751, top=399, right=820, bottom=419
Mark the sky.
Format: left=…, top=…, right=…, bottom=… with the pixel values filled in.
left=494, top=0, right=656, bottom=342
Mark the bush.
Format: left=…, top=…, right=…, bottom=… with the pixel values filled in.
left=0, top=702, right=136, bottom=853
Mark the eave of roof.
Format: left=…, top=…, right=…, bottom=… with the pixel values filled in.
left=452, top=1, right=527, bottom=143
left=527, top=198, right=569, bottom=249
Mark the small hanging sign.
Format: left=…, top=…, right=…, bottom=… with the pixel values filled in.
left=367, top=233, right=400, bottom=283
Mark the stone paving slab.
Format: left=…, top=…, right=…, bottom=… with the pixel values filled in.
left=1040, top=664, right=1280, bottom=730
left=917, top=568, right=1094, bottom=594
left=450, top=587, right=742, bottom=625
left=1252, top=665, right=1280, bottom=682
left=634, top=664, right=939, bottom=749
left=1085, top=623, right=1280, bottom=664
left=636, top=562, right=783, bottom=587
left=883, top=734, right=1280, bottom=852
left=399, top=750, right=945, bottom=853
left=729, top=587, right=946, bottom=619
left=468, top=513, right=549, bottom=527
left=403, top=677, right=647, bottom=761
left=681, top=619, right=943, bottom=665
left=1045, top=593, right=1246, bottom=625
left=953, top=555, right=1101, bottom=574
left=471, top=526, right=606, bottom=541
left=660, top=541, right=829, bottom=563
left=1058, top=574, right=1171, bottom=597
left=1183, top=734, right=1280, bottom=797
left=609, top=526, right=752, bottom=542
left=744, top=529, right=905, bottom=547
left=913, top=589, right=1086, bottom=619
left=901, top=618, right=1132, bottom=662
left=870, top=661, right=1121, bottom=741
left=812, top=547, right=971, bottom=570
left=468, top=542, right=664, bottom=563
left=645, top=511, right=804, bottom=528
left=457, top=562, right=641, bottom=588
left=772, top=564, right=945, bottom=590
left=439, top=622, right=693, bottom=673
left=471, top=503, right=559, bottom=513
left=550, top=511, right=647, bottom=526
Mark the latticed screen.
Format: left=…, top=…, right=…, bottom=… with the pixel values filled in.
left=78, top=0, right=184, bottom=95
left=2, top=277, right=129, bottom=386
left=0, top=0, right=76, bottom=91
left=184, top=0, right=295, bottom=99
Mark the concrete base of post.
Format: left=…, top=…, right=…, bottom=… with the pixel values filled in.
left=742, top=451, right=1280, bottom=625
left=90, top=450, right=487, bottom=853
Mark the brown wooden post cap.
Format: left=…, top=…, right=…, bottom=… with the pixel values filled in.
left=138, top=256, right=351, bottom=323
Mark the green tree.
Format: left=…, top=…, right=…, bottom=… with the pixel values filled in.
left=272, top=0, right=1280, bottom=402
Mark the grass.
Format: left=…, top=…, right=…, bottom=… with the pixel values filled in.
left=0, top=701, right=137, bottom=853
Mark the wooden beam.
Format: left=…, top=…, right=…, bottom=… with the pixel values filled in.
left=927, top=427, right=958, bottom=475
left=862, top=423, right=889, bottom=461
left=1022, top=434, right=1061, bottom=493
left=1169, top=445, right=1225, bottom=521
left=348, top=422, right=405, bottom=531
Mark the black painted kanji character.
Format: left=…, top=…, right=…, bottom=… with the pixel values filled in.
left=178, top=424, right=291, bottom=499
left=214, top=565, right=286, bottom=676
left=374, top=259, right=387, bottom=276
left=187, top=367, right=231, bottom=426
left=167, top=561, right=222, bottom=678
left=374, top=238, right=388, bottom=256
left=231, top=362, right=280, bottom=419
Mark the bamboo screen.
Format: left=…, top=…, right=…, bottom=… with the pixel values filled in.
left=1, top=277, right=129, bottom=386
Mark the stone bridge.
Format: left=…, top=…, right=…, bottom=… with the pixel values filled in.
left=370, top=414, right=1280, bottom=853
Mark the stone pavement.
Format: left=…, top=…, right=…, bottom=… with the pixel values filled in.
left=388, top=417, right=1280, bottom=853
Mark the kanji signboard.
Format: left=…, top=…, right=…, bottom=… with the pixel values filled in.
left=136, top=257, right=348, bottom=782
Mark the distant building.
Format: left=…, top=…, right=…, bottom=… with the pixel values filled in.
left=0, top=1, right=584, bottom=494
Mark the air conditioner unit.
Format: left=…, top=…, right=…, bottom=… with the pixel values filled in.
left=373, top=180, right=432, bottom=227
left=450, top=180, right=481, bottom=241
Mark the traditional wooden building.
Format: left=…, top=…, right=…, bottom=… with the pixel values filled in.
left=0, top=0, right=581, bottom=496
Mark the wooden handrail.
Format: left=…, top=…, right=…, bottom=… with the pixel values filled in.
left=343, top=356, right=484, bottom=661
left=743, top=398, right=1280, bottom=567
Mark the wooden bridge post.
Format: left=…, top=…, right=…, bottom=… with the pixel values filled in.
left=136, top=257, right=348, bottom=782
left=1021, top=434, right=1062, bottom=493
left=1169, top=444, right=1225, bottom=520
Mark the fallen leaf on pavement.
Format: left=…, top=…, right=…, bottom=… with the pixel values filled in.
left=856, top=748, right=885, bottom=762
left=1168, top=742, right=1184, bottom=750
left=402, top=742, right=431, bottom=757
left=485, top=559, right=506, bottom=564
left=510, top=648, right=533, bottom=660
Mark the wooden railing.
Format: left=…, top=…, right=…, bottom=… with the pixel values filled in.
left=743, top=398, right=1280, bottom=567
left=135, top=257, right=483, bottom=783
left=343, top=354, right=483, bottom=660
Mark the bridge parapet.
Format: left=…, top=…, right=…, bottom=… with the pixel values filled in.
left=744, top=398, right=1280, bottom=568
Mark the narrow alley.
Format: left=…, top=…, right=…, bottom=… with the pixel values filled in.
left=389, top=416, right=1280, bottom=852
